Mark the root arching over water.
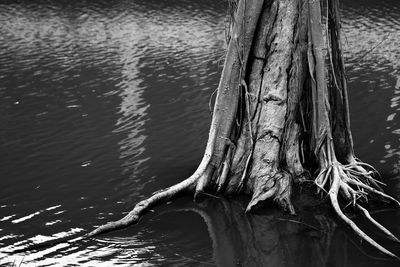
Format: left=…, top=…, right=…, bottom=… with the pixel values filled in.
left=87, top=169, right=200, bottom=237
left=88, top=0, right=265, bottom=238
left=88, top=0, right=400, bottom=259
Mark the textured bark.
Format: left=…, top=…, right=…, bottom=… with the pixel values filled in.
left=89, top=0, right=400, bottom=259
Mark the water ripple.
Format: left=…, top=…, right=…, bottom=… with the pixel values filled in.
left=1, top=0, right=399, bottom=266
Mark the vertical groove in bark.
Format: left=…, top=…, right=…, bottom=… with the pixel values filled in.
left=281, top=0, right=309, bottom=180
left=227, top=0, right=280, bottom=193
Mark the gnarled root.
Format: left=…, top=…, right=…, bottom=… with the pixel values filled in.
left=316, top=160, right=400, bottom=259
left=306, top=0, right=400, bottom=258
left=344, top=157, right=385, bottom=191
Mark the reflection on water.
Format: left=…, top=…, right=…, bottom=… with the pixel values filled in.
left=0, top=0, right=399, bottom=266
left=193, top=198, right=344, bottom=267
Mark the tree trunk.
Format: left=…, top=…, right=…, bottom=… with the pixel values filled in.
left=88, top=0, right=400, bottom=258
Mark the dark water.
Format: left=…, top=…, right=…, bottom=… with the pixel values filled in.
left=0, top=0, right=399, bottom=266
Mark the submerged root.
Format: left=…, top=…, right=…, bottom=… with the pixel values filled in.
left=317, top=161, right=400, bottom=259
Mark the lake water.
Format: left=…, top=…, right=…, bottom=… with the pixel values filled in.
left=0, top=0, right=399, bottom=266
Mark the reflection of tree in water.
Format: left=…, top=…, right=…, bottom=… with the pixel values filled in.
left=109, top=0, right=227, bottom=193
left=172, top=198, right=346, bottom=267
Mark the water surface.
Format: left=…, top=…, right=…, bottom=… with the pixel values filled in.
left=0, top=0, right=399, bottom=266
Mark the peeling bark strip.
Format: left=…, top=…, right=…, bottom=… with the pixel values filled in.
left=88, top=0, right=400, bottom=258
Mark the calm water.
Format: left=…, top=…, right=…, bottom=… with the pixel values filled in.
left=0, top=0, right=399, bottom=266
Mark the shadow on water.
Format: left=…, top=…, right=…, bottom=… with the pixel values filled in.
left=0, top=0, right=400, bottom=266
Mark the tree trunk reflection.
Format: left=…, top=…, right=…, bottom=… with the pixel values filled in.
left=194, top=198, right=347, bottom=267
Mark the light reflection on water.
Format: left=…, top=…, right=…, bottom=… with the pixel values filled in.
left=0, top=0, right=399, bottom=266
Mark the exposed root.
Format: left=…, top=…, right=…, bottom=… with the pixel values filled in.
left=306, top=0, right=400, bottom=258
left=194, top=166, right=215, bottom=200
left=86, top=1, right=400, bottom=261
left=346, top=179, right=400, bottom=206
left=316, top=160, right=400, bottom=259
left=344, top=158, right=384, bottom=191
left=87, top=0, right=265, bottom=238
left=356, top=204, right=400, bottom=243
left=87, top=172, right=200, bottom=237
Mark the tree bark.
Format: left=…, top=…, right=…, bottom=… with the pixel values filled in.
left=88, top=0, right=400, bottom=259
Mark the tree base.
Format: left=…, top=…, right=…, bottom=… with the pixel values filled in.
left=88, top=0, right=400, bottom=260
left=88, top=156, right=400, bottom=259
